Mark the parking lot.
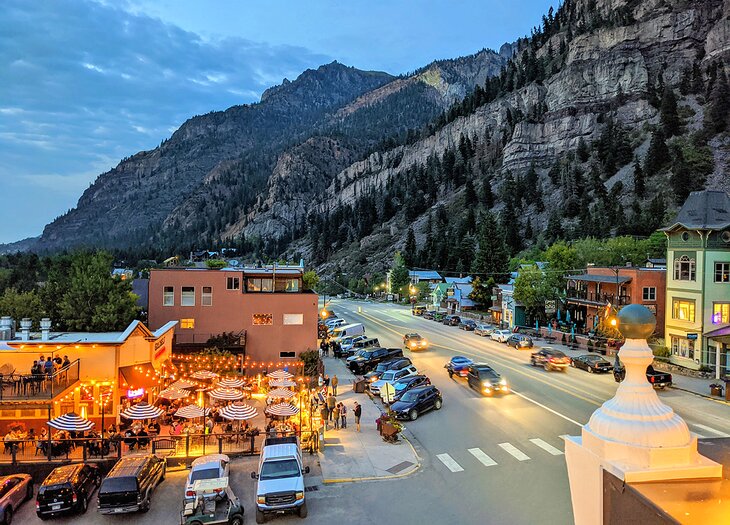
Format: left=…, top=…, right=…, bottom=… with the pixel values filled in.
left=15, top=454, right=323, bottom=525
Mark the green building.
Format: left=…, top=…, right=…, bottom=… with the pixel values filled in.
left=662, top=190, right=730, bottom=378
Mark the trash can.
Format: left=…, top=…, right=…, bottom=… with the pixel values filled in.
left=723, top=376, right=730, bottom=401
left=353, top=379, right=366, bottom=393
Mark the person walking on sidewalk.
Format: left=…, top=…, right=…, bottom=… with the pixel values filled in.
left=353, top=402, right=362, bottom=432
left=332, top=404, right=341, bottom=430
left=340, top=402, right=347, bottom=428
left=321, top=405, right=329, bottom=430
left=331, top=374, right=339, bottom=396
left=326, top=394, right=336, bottom=421
left=324, top=374, right=330, bottom=393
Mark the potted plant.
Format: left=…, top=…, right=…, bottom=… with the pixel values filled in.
left=710, top=383, right=724, bottom=397
left=376, top=411, right=403, bottom=443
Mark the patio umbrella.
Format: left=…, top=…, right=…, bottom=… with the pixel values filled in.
left=169, top=379, right=196, bottom=390
left=48, top=412, right=94, bottom=432
left=175, top=404, right=210, bottom=418
left=208, top=387, right=244, bottom=401
left=219, top=403, right=258, bottom=421
left=267, top=370, right=294, bottom=380
left=265, top=403, right=299, bottom=417
left=269, top=379, right=296, bottom=388
left=190, top=370, right=218, bottom=380
left=217, top=378, right=246, bottom=388
left=267, top=388, right=295, bottom=399
left=158, top=387, right=189, bottom=400
left=121, top=402, right=164, bottom=420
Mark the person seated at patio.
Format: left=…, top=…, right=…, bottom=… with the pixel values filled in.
left=30, top=361, right=41, bottom=375
left=170, top=421, right=183, bottom=436
left=147, top=421, right=160, bottom=435
left=3, top=431, right=17, bottom=453
left=136, top=428, right=149, bottom=448
left=124, top=429, right=137, bottom=450
left=62, top=355, right=71, bottom=369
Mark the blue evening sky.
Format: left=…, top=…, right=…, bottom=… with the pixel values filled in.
left=0, top=0, right=556, bottom=244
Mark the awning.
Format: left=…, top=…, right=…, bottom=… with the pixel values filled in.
left=704, top=325, right=730, bottom=339
left=119, top=363, right=159, bottom=390
left=489, top=306, right=502, bottom=312
left=566, top=274, right=631, bottom=284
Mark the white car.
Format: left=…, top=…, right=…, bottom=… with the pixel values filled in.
left=340, top=334, right=367, bottom=352
left=490, top=330, right=512, bottom=343
left=185, top=454, right=230, bottom=502
left=371, top=366, right=418, bottom=396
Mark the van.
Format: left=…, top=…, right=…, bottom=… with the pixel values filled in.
left=331, top=323, right=365, bottom=340
left=97, top=454, right=166, bottom=514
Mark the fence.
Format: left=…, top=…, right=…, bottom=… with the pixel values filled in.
left=0, top=359, right=80, bottom=400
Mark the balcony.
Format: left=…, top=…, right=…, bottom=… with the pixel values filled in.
left=173, top=331, right=246, bottom=347
left=0, top=359, right=79, bottom=401
left=566, top=288, right=631, bottom=306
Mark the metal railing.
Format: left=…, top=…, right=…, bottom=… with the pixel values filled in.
left=0, top=359, right=80, bottom=400
left=566, top=289, right=631, bottom=305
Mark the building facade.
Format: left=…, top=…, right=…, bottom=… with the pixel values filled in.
left=662, top=191, right=730, bottom=376
left=148, top=266, right=318, bottom=367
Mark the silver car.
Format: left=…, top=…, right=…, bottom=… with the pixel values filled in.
left=0, top=474, right=33, bottom=524
left=474, top=323, right=494, bottom=336
left=490, top=329, right=513, bottom=343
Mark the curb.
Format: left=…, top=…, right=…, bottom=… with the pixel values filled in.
left=670, top=385, right=730, bottom=406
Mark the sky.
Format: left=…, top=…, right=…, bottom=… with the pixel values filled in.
left=0, top=0, right=556, bottom=245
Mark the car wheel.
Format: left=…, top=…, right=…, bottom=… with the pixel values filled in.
left=80, top=494, right=88, bottom=513
left=530, top=359, right=536, bottom=367
left=409, top=409, right=419, bottom=421
left=230, top=514, right=244, bottom=525
left=298, top=502, right=308, bottom=518
left=160, top=466, right=166, bottom=482
left=256, top=509, right=266, bottom=524
left=140, top=492, right=151, bottom=513
left=434, top=399, right=442, bottom=410
left=448, top=370, right=453, bottom=379
left=570, top=360, right=575, bottom=367
left=25, top=483, right=33, bottom=502
left=588, top=367, right=593, bottom=374
left=4, top=507, right=12, bottom=525
left=544, top=364, right=550, bottom=372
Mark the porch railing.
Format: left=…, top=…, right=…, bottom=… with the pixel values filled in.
left=0, top=359, right=80, bottom=400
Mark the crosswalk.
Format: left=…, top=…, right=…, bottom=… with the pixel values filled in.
left=435, top=437, right=564, bottom=473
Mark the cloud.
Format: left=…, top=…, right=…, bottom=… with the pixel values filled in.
left=0, top=0, right=331, bottom=243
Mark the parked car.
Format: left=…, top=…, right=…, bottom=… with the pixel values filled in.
left=335, top=335, right=367, bottom=357
left=571, top=354, right=613, bottom=374
left=490, top=329, right=512, bottom=343
left=614, top=362, right=672, bottom=389
left=411, top=305, right=427, bottom=316
left=422, top=311, right=435, bottom=320
left=363, top=357, right=413, bottom=383
left=506, top=334, right=534, bottom=349
left=392, top=375, right=431, bottom=401
left=403, top=333, right=428, bottom=351
left=348, top=347, right=403, bottom=375
left=432, top=312, right=445, bottom=322
left=97, top=454, right=166, bottom=514
left=184, top=454, right=230, bottom=502
left=0, top=474, right=33, bottom=525
left=444, top=356, right=473, bottom=378
left=323, top=318, right=344, bottom=328
left=530, top=348, right=570, bottom=372
left=390, top=385, right=443, bottom=420
left=458, top=319, right=477, bottom=331
left=443, top=315, right=462, bottom=326
left=37, top=464, right=100, bottom=519
left=371, top=365, right=419, bottom=396
left=473, top=323, right=494, bottom=336
left=466, top=364, right=510, bottom=396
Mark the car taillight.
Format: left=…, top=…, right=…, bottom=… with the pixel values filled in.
left=649, top=376, right=655, bottom=383
left=549, top=358, right=555, bottom=362
left=186, top=490, right=195, bottom=497
left=72, top=492, right=77, bottom=504
left=36, top=501, right=40, bottom=511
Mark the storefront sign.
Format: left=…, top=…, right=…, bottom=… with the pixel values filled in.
left=687, top=333, right=698, bottom=340
left=127, top=387, right=145, bottom=399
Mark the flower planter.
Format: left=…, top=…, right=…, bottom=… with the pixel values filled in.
left=710, top=385, right=723, bottom=397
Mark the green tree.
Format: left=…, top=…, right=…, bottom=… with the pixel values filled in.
left=513, top=265, right=551, bottom=321
left=633, top=156, right=645, bottom=198
left=205, top=259, right=227, bottom=269
left=389, top=252, right=410, bottom=297
left=471, top=212, right=509, bottom=281
left=403, top=227, right=417, bottom=267
left=302, top=270, right=320, bottom=291
left=644, top=129, right=670, bottom=176
left=542, top=241, right=578, bottom=296
left=659, top=87, right=681, bottom=137
left=0, top=288, right=44, bottom=327
left=704, top=64, right=730, bottom=134
left=463, top=178, right=478, bottom=207
left=468, top=276, right=495, bottom=306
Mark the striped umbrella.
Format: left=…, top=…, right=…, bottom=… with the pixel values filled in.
left=217, top=378, right=246, bottom=388
left=190, top=370, right=219, bottom=380
left=219, top=403, right=258, bottom=421
left=267, top=370, right=294, bottom=380
left=265, top=403, right=299, bottom=417
left=170, top=379, right=196, bottom=390
left=175, top=404, right=210, bottom=419
left=158, top=387, right=189, bottom=400
left=269, top=379, right=296, bottom=388
left=267, top=388, right=295, bottom=399
left=121, top=402, right=164, bottom=420
left=48, top=412, right=95, bottom=432
left=208, top=387, right=244, bottom=401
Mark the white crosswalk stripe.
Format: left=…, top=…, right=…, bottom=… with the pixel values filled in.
left=498, top=442, right=531, bottom=461
left=468, top=448, right=498, bottom=467
left=436, top=453, right=464, bottom=472
left=692, top=424, right=730, bottom=438
left=529, top=438, right=564, bottom=456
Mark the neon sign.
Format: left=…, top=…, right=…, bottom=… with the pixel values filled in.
left=127, top=388, right=145, bottom=399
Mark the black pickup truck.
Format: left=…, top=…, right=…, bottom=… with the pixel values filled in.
left=347, top=347, right=404, bottom=375
left=614, top=363, right=672, bottom=389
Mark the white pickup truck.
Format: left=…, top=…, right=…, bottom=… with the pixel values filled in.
left=251, top=437, right=309, bottom=523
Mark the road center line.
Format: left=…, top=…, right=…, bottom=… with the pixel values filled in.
left=529, top=438, right=564, bottom=456
left=468, top=447, right=498, bottom=466
left=511, top=390, right=583, bottom=427
left=436, top=453, right=464, bottom=472
left=498, top=442, right=531, bottom=461
left=693, top=424, right=730, bottom=437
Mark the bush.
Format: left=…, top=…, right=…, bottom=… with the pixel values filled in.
left=652, top=346, right=671, bottom=358
left=300, top=349, right=321, bottom=377
left=205, top=259, right=227, bottom=269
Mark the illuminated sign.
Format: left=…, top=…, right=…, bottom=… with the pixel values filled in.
left=127, top=388, right=145, bottom=399
left=154, top=344, right=167, bottom=360
left=713, top=312, right=722, bottom=324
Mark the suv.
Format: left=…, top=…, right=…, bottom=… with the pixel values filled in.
left=466, top=364, right=509, bottom=396
left=184, top=454, right=230, bottom=502
left=506, top=334, right=534, bottom=349
left=390, top=385, right=443, bottom=420
left=458, top=319, right=477, bottom=331
left=363, top=357, right=412, bottom=383
left=474, top=323, right=493, bottom=336
left=371, top=365, right=419, bottom=396
left=443, top=315, right=461, bottom=326
left=97, top=454, right=166, bottom=515
left=403, top=333, right=428, bottom=351
left=531, top=348, right=570, bottom=372
left=37, top=463, right=100, bottom=518
left=351, top=337, right=380, bottom=352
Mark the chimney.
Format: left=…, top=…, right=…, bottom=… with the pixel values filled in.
left=625, top=261, right=633, bottom=267
left=19, top=318, right=32, bottom=341
left=40, top=318, right=52, bottom=341
left=0, top=317, right=13, bottom=341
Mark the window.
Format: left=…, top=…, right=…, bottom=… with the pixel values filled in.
left=285, top=278, right=299, bottom=292
left=252, top=313, right=273, bottom=325
left=181, top=319, right=195, bottom=329
left=226, top=277, right=240, bottom=290
left=713, top=303, right=730, bottom=324
left=670, top=336, right=695, bottom=360
left=283, top=313, right=303, bottom=325
left=202, top=286, right=213, bottom=306
left=672, top=299, right=695, bottom=322
left=181, top=286, right=195, bottom=306
left=642, top=287, right=656, bottom=301
left=715, top=262, right=730, bottom=283
left=673, top=256, right=696, bottom=281
left=163, top=286, right=174, bottom=306
left=279, top=351, right=296, bottom=358
left=247, top=278, right=273, bottom=292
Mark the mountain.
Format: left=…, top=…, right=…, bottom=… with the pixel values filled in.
left=24, top=0, right=730, bottom=279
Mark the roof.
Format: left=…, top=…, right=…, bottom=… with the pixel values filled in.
left=261, top=443, right=300, bottom=461
left=192, top=454, right=230, bottom=467
left=661, top=190, right=730, bottom=231
left=0, top=320, right=177, bottom=345
left=566, top=274, right=632, bottom=284
left=646, top=258, right=667, bottom=265
left=704, top=325, right=730, bottom=338
left=42, top=464, right=82, bottom=485
left=409, top=270, right=442, bottom=280
left=445, top=276, right=472, bottom=284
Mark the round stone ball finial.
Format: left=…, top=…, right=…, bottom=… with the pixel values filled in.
left=617, top=304, right=656, bottom=339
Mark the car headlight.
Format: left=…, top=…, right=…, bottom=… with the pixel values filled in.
left=295, top=491, right=304, bottom=501
left=257, top=496, right=266, bottom=504
left=499, top=378, right=507, bottom=386
left=483, top=381, right=492, bottom=388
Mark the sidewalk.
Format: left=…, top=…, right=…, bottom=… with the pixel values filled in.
left=318, top=357, right=420, bottom=483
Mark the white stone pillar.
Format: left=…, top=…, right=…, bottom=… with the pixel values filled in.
left=564, top=304, right=722, bottom=525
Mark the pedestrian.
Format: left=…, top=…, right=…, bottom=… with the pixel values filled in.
left=44, top=356, right=54, bottom=377
left=334, top=340, right=342, bottom=358
left=326, top=394, right=336, bottom=421
left=324, top=375, right=330, bottom=391
left=331, top=374, right=338, bottom=396
left=321, top=405, right=329, bottom=430
left=353, top=402, right=362, bottom=432
left=340, top=402, right=347, bottom=428
left=332, top=404, right=340, bottom=430
left=318, top=374, right=324, bottom=388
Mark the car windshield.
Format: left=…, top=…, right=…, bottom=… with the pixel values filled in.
left=400, top=391, right=420, bottom=403
left=382, top=372, right=396, bottom=381
left=360, top=351, right=373, bottom=359
left=190, top=467, right=219, bottom=483
left=549, top=351, right=566, bottom=358
left=260, top=459, right=300, bottom=480
left=585, top=355, right=602, bottom=362
left=394, top=382, right=409, bottom=391
left=478, top=370, right=499, bottom=380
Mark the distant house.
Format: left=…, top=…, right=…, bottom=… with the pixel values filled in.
left=444, top=283, right=476, bottom=313
left=445, top=276, right=472, bottom=284
left=408, top=270, right=443, bottom=286
left=431, top=283, right=450, bottom=309
left=112, top=268, right=134, bottom=280
left=645, top=258, right=667, bottom=269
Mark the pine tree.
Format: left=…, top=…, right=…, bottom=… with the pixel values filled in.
left=524, top=219, right=534, bottom=240
left=480, top=180, right=494, bottom=208
left=633, top=156, right=645, bottom=198
left=545, top=212, right=564, bottom=243
left=471, top=212, right=509, bottom=281
left=670, top=144, right=692, bottom=205
left=403, top=227, right=417, bottom=267
left=644, top=194, right=666, bottom=233
left=705, top=64, right=730, bottom=135
left=464, top=177, right=477, bottom=206
left=644, top=129, right=670, bottom=176
left=659, top=87, right=681, bottom=137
